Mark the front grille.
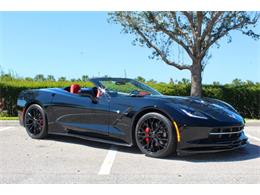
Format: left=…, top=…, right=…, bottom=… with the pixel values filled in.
left=209, top=126, right=244, bottom=141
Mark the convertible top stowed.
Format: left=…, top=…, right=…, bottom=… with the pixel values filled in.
left=17, top=77, right=247, bottom=158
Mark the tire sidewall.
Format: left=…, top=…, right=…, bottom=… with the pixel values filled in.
left=24, top=104, right=48, bottom=139
left=135, top=112, right=176, bottom=158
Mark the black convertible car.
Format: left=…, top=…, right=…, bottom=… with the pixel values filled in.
left=17, top=77, right=248, bottom=158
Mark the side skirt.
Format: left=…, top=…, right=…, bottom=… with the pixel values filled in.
left=48, top=132, right=133, bottom=147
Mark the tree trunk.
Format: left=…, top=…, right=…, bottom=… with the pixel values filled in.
left=190, top=61, right=202, bottom=97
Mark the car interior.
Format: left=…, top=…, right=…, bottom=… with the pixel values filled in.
left=70, top=84, right=81, bottom=94
left=64, top=84, right=101, bottom=98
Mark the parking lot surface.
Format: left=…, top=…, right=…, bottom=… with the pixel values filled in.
left=0, top=120, right=259, bottom=183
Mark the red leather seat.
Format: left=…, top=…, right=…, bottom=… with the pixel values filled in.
left=139, top=91, right=150, bottom=96
left=70, top=84, right=81, bottom=94
left=96, top=89, right=101, bottom=97
left=93, top=87, right=102, bottom=98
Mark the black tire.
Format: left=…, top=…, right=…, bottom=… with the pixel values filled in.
left=135, top=112, right=176, bottom=158
left=24, top=104, right=48, bottom=139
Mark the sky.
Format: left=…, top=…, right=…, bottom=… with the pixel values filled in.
left=0, top=11, right=259, bottom=84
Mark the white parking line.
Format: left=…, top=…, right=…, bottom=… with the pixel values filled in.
left=0, top=127, right=14, bottom=132
left=98, top=146, right=118, bottom=175
left=246, top=134, right=260, bottom=142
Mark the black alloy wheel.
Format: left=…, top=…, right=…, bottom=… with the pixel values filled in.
left=135, top=112, right=176, bottom=158
left=24, top=104, right=48, bottom=139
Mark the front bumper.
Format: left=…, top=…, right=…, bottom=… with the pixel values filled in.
left=176, top=126, right=248, bottom=155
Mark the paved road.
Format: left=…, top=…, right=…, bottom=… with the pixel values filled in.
left=0, top=121, right=259, bottom=183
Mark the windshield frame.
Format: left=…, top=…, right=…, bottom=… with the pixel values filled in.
left=89, top=77, right=162, bottom=96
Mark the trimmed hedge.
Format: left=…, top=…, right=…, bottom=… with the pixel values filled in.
left=0, top=80, right=259, bottom=119
left=148, top=82, right=260, bottom=119
left=0, top=80, right=94, bottom=116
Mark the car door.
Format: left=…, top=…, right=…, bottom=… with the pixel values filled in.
left=51, top=89, right=110, bottom=136
left=107, top=94, right=137, bottom=143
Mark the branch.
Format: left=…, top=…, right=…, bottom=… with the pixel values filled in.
left=147, top=12, right=196, bottom=61
left=195, top=11, right=203, bottom=55
left=182, top=11, right=196, bottom=45
left=170, top=12, right=193, bottom=46
left=130, top=22, right=191, bottom=70
left=200, top=17, right=250, bottom=58
left=197, top=11, right=203, bottom=37
left=182, top=11, right=194, bottom=28
left=201, top=12, right=223, bottom=42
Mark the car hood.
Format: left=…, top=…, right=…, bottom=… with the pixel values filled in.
left=145, top=95, right=244, bottom=123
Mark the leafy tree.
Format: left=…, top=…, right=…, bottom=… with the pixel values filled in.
left=0, top=73, right=13, bottom=81
left=82, top=75, right=89, bottom=82
left=58, top=77, right=67, bottom=82
left=232, top=78, right=244, bottom=86
left=245, top=80, right=254, bottom=86
left=136, top=76, right=146, bottom=83
left=34, top=74, right=45, bottom=81
left=213, top=81, right=221, bottom=86
left=147, top=79, right=157, bottom=83
left=25, top=77, right=33, bottom=81
left=109, top=11, right=260, bottom=97
left=169, top=78, right=174, bottom=85
left=178, top=78, right=190, bottom=85
left=46, top=75, right=56, bottom=82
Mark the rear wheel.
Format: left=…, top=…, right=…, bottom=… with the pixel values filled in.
left=24, top=104, right=48, bottom=139
left=135, top=112, right=176, bottom=158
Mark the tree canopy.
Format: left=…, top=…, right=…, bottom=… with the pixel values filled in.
left=109, top=11, right=260, bottom=96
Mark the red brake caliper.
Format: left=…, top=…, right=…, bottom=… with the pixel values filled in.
left=145, top=127, right=150, bottom=144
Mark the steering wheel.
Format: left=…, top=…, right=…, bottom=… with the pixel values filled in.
left=129, top=90, right=140, bottom=96
left=129, top=90, right=150, bottom=96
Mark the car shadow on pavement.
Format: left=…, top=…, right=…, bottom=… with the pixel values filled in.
left=47, top=134, right=143, bottom=154
left=166, top=143, right=260, bottom=162
left=46, top=134, right=114, bottom=150
left=46, top=134, right=260, bottom=162
left=118, top=143, right=260, bottom=162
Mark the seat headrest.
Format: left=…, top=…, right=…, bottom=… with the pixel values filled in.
left=92, top=87, right=102, bottom=98
left=70, top=84, right=81, bottom=94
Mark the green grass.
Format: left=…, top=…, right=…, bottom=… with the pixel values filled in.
left=245, top=118, right=260, bottom=122
left=0, top=116, right=19, bottom=120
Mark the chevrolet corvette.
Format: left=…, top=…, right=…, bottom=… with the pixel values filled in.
left=17, top=77, right=248, bottom=158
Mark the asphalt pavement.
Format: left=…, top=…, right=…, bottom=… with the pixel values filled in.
left=0, top=120, right=259, bottom=183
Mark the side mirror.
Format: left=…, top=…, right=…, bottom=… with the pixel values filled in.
left=79, top=88, right=98, bottom=103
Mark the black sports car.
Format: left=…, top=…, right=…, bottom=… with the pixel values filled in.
left=17, top=77, right=248, bottom=158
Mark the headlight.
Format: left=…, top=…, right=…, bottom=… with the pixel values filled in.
left=180, top=108, right=208, bottom=119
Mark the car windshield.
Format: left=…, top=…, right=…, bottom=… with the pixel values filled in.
left=95, top=78, right=161, bottom=96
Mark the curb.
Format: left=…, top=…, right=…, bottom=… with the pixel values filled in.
left=0, top=120, right=20, bottom=126
left=245, top=120, right=260, bottom=126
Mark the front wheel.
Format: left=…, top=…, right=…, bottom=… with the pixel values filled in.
left=135, top=112, right=176, bottom=158
left=24, top=104, right=48, bottom=139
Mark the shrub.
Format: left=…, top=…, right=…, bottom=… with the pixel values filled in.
left=147, top=83, right=260, bottom=119
left=0, top=80, right=93, bottom=116
left=0, top=79, right=259, bottom=119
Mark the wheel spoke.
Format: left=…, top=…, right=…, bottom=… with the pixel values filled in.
left=25, top=107, right=43, bottom=135
left=27, top=112, right=33, bottom=119
left=158, top=138, right=168, bottom=141
left=32, top=125, right=36, bottom=134
left=137, top=116, right=169, bottom=154
left=139, top=134, right=153, bottom=139
left=27, top=119, right=33, bottom=125
left=28, top=123, right=34, bottom=131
